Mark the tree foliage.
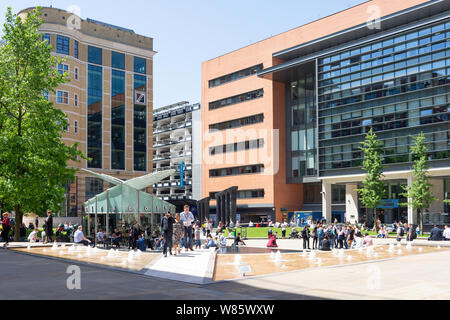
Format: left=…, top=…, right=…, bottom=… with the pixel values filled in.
left=400, top=132, right=436, bottom=234
left=357, top=128, right=386, bottom=229
left=0, top=7, right=85, bottom=240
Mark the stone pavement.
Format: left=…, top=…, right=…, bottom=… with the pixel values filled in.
left=214, top=249, right=450, bottom=300
left=143, top=248, right=216, bottom=284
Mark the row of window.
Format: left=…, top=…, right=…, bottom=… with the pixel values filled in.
left=209, top=164, right=264, bottom=178
left=319, top=67, right=449, bottom=110
left=321, top=105, right=449, bottom=138
left=57, top=64, right=79, bottom=80
left=318, top=21, right=449, bottom=66
left=209, top=114, right=264, bottom=131
left=209, top=189, right=265, bottom=199
left=319, top=56, right=449, bottom=103
left=209, top=89, right=263, bottom=111
left=42, top=34, right=147, bottom=74
left=319, top=48, right=449, bottom=93
left=56, top=90, right=79, bottom=107
left=319, top=32, right=448, bottom=77
left=319, top=92, right=450, bottom=126
left=319, top=130, right=449, bottom=162
left=209, top=64, right=263, bottom=88
left=209, top=139, right=264, bottom=155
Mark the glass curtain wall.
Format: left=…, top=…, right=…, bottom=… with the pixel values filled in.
left=134, top=73, right=147, bottom=171
left=87, top=64, right=103, bottom=168
left=318, top=19, right=450, bottom=175
left=111, top=70, right=125, bottom=170
left=289, top=64, right=317, bottom=180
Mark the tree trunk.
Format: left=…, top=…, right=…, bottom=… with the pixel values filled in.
left=374, top=208, right=378, bottom=232
left=419, top=209, right=423, bottom=236
left=14, top=205, right=22, bottom=242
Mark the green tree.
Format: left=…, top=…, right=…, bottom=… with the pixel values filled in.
left=0, top=7, right=85, bottom=241
left=357, top=128, right=386, bottom=231
left=400, top=132, right=436, bottom=235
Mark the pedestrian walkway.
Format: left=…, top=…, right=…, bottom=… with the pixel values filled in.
left=143, top=248, right=216, bottom=285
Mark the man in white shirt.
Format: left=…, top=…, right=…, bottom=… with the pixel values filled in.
left=443, top=225, right=450, bottom=240
left=180, top=205, right=194, bottom=252
left=74, top=226, right=91, bottom=246
left=281, top=220, right=289, bottom=238
left=28, top=229, right=39, bottom=243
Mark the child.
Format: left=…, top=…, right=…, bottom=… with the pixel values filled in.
left=194, top=225, right=201, bottom=249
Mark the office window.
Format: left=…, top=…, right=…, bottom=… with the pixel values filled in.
left=42, top=33, right=50, bottom=45
left=134, top=56, right=146, bottom=74
left=56, top=35, right=70, bottom=55
left=57, top=90, right=69, bottom=104
left=74, top=120, right=78, bottom=134
left=209, top=164, right=264, bottom=178
left=74, top=67, right=79, bottom=80
left=209, top=64, right=264, bottom=88
left=112, top=51, right=125, bottom=70
left=88, top=46, right=102, bottom=65
left=74, top=94, right=78, bottom=107
left=57, top=64, right=69, bottom=75
left=209, top=114, right=264, bottom=131
left=209, top=89, right=264, bottom=110
left=74, top=40, right=79, bottom=59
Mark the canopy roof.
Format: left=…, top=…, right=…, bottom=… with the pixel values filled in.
left=82, top=169, right=177, bottom=214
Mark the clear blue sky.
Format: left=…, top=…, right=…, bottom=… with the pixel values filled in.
left=0, top=0, right=367, bottom=108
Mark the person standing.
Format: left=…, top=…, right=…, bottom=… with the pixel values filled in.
left=311, top=225, right=318, bottom=250
left=180, top=205, right=194, bottom=252
left=281, top=220, right=288, bottom=238
left=1, top=212, right=11, bottom=247
left=161, top=212, right=175, bottom=257
left=301, top=224, right=310, bottom=250
left=35, top=217, right=39, bottom=229
left=172, top=213, right=184, bottom=255
left=443, top=225, right=450, bottom=241
left=44, top=210, right=54, bottom=243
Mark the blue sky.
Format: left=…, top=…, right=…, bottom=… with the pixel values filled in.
left=0, top=0, right=367, bottom=108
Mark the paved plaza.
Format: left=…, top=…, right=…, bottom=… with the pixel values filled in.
left=1, top=238, right=450, bottom=300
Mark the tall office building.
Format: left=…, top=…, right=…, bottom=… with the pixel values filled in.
left=202, top=0, right=450, bottom=228
left=18, top=7, right=155, bottom=216
left=152, top=102, right=202, bottom=210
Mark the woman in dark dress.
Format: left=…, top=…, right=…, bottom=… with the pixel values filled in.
left=172, top=213, right=184, bottom=255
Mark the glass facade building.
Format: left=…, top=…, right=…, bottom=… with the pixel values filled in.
left=316, top=19, right=450, bottom=177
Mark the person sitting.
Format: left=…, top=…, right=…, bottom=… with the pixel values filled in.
left=27, top=228, right=40, bottom=243
left=96, top=229, right=106, bottom=247
left=218, top=232, right=227, bottom=248
left=377, top=227, right=386, bottom=238
left=74, top=226, right=92, bottom=246
left=290, top=228, right=299, bottom=238
left=320, top=235, right=332, bottom=251
left=429, top=225, right=443, bottom=241
left=111, top=228, right=122, bottom=248
left=203, top=235, right=216, bottom=249
left=233, top=233, right=246, bottom=246
left=248, top=221, right=254, bottom=228
left=136, top=235, right=147, bottom=252
left=155, top=236, right=164, bottom=250
left=363, top=233, right=374, bottom=247
left=351, top=231, right=364, bottom=249
left=266, top=234, right=278, bottom=248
